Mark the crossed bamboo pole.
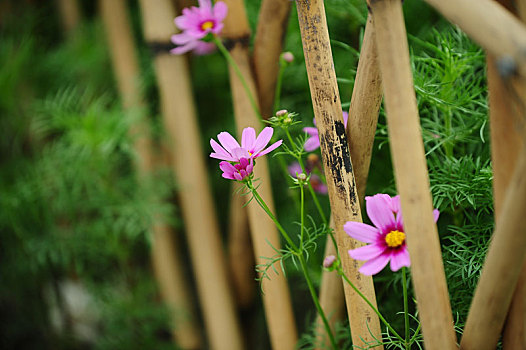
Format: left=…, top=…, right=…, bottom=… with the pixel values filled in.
left=137, top=0, right=245, bottom=349
left=316, top=14, right=383, bottom=348
left=221, top=1, right=298, bottom=348
left=368, top=1, right=458, bottom=349
left=99, top=1, right=202, bottom=348
left=295, top=0, right=383, bottom=347
left=488, top=1, right=526, bottom=348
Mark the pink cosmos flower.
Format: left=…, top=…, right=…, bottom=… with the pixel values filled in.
left=210, top=127, right=283, bottom=162
left=219, top=157, right=253, bottom=181
left=171, top=0, right=228, bottom=55
left=288, top=162, right=327, bottom=194
left=344, top=194, right=440, bottom=275
left=304, top=111, right=349, bottom=152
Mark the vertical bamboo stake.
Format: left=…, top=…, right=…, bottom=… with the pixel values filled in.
left=99, top=1, right=201, bottom=348
left=460, top=142, right=526, bottom=350
left=487, top=1, right=526, bottom=348
left=227, top=187, right=255, bottom=309
left=316, top=14, right=383, bottom=348
left=57, top=0, right=81, bottom=34
left=295, top=0, right=383, bottom=347
left=221, top=1, right=298, bottom=348
left=138, top=1, right=244, bottom=349
left=368, top=1, right=457, bottom=349
left=253, top=0, right=291, bottom=117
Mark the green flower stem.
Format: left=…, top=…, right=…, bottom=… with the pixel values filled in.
left=213, top=37, right=262, bottom=121
left=247, top=180, right=298, bottom=252
left=283, top=128, right=327, bottom=226
left=300, top=181, right=305, bottom=247
left=337, top=265, right=405, bottom=343
left=402, top=267, right=410, bottom=350
left=298, top=253, right=338, bottom=350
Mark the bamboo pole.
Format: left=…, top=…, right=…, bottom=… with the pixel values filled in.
left=487, top=1, right=526, bottom=347
left=57, top=0, right=81, bottom=34
left=99, top=1, right=201, bottom=348
left=221, top=1, right=298, bottom=348
left=295, top=0, right=383, bottom=347
left=227, top=186, right=255, bottom=309
left=368, top=1, right=457, bottom=349
left=316, top=14, right=383, bottom=348
left=460, top=142, right=526, bottom=350
left=253, top=0, right=291, bottom=117
left=424, top=0, right=526, bottom=79
left=137, top=1, right=244, bottom=349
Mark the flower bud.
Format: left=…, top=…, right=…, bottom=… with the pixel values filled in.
left=281, top=51, right=294, bottom=63
left=297, top=173, right=307, bottom=181
left=323, top=255, right=337, bottom=269
left=276, top=109, right=288, bottom=117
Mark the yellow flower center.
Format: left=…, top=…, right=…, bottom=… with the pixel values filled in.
left=385, top=230, right=405, bottom=248
left=201, top=21, right=214, bottom=31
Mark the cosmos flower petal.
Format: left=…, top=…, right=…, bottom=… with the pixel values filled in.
left=252, top=127, right=274, bottom=154
left=366, top=194, right=396, bottom=232
left=342, top=111, right=349, bottom=127
left=255, top=140, right=283, bottom=157
left=303, top=127, right=318, bottom=137
left=288, top=162, right=303, bottom=176
left=359, top=254, right=391, bottom=276
left=433, top=209, right=440, bottom=223
left=211, top=22, right=224, bottom=35
left=390, top=195, right=401, bottom=214
left=343, top=221, right=380, bottom=243
left=219, top=161, right=236, bottom=174
left=241, top=127, right=256, bottom=150
left=304, top=136, right=320, bottom=152
left=193, top=41, right=216, bottom=55
left=210, top=139, right=232, bottom=158
left=213, top=1, right=228, bottom=21
left=198, top=0, right=212, bottom=12
left=170, top=41, right=198, bottom=55
left=389, top=248, right=411, bottom=271
left=231, top=147, right=250, bottom=160
left=222, top=172, right=236, bottom=180
left=217, top=131, right=241, bottom=152
left=171, top=33, right=194, bottom=45
left=348, top=244, right=384, bottom=261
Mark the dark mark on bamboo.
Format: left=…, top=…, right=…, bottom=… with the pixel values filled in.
left=223, top=35, right=251, bottom=51
left=147, top=41, right=175, bottom=55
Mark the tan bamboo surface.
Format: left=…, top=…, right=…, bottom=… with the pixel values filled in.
left=57, top=0, right=81, bottom=34
left=295, top=0, right=383, bottom=347
left=316, top=217, right=345, bottom=349
left=99, top=1, right=201, bottom=348
left=424, top=0, right=526, bottom=79
left=460, top=141, right=526, bottom=350
left=486, top=1, right=526, bottom=347
left=253, top=0, right=291, bottom=117
left=138, top=0, right=245, bottom=349
left=316, top=15, right=383, bottom=349
left=227, top=186, right=255, bottom=309
left=221, top=1, right=298, bottom=348
left=368, top=1, right=458, bottom=349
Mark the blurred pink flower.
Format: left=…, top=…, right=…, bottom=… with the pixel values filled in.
left=219, top=157, right=253, bottom=181
left=304, top=111, right=349, bottom=152
left=171, top=0, right=227, bottom=55
left=344, top=194, right=439, bottom=275
left=210, top=127, right=282, bottom=162
left=288, top=162, right=327, bottom=194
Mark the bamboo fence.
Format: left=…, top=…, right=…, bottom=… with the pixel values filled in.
left=368, top=1, right=458, bottom=349
left=221, top=0, right=298, bottom=348
left=295, top=0, right=383, bottom=347
left=137, top=0, right=244, bottom=349
left=99, top=0, right=201, bottom=348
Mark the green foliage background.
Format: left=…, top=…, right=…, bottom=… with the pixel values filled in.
left=0, top=0, right=496, bottom=349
